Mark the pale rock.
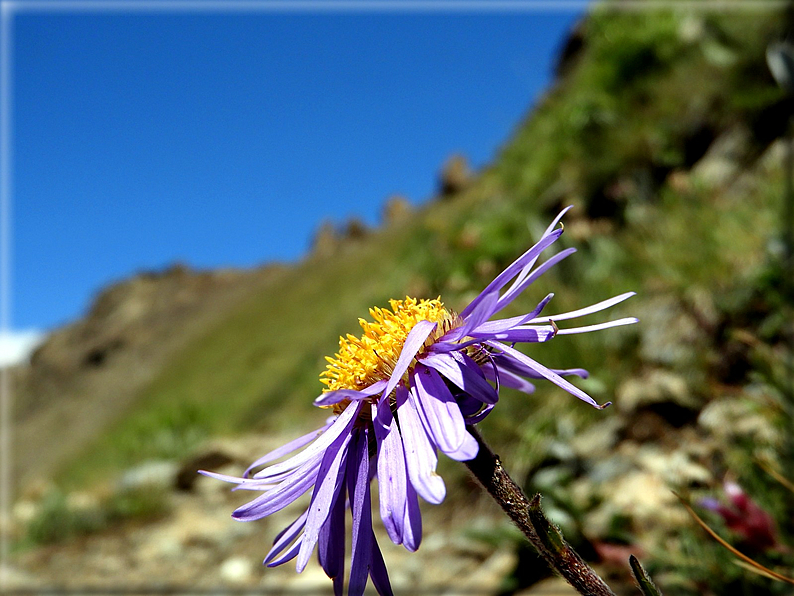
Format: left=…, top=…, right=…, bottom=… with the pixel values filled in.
left=382, top=195, right=413, bottom=225
left=684, top=286, right=719, bottom=331
left=516, top=575, right=579, bottom=595
left=533, top=466, right=574, bottom=492
left=702, top=38, right=738, bottom=67
left=311, top=220, right=343, bottom=259
left=66, top=491, right=101, bottom=512
left=441, top=549, right=517, bottom=596
left=219, top=556, right=254, bottom=584
left=758, top=138, right=788, bottom=173
left=690, top=126, right=750, bottom=188
left=283, top=563, right=333, bottom=592
left=586, top=453, right=635, bottom=485
left=590, top=470, right=686, bottom=536
left=569, top=415, right=622, bottom=458
left=634, top=445, right=711, bottom=486
left=0, top=564, right=42, bottom=590
left=678, top=15, right=705, bottom=43
left=699, top=396, right=780, bottom=446
left=118, top=460, right=179, bottom=492
left=616, top=369, right=692, bottom=412
left=546, top=437, right=576, bottom=463
left=634, top=295, right=704, bottom=369
left=446, top=516, right=504, bottom=559
left=135, top=526, right=184, bottom=562
left=422, top=556, right=471, bottom=593
left=438, top=154, right=472, bottom=197
left=12, top=499, right=38, bottom=525
left=422, top=530, right=450, bottom=553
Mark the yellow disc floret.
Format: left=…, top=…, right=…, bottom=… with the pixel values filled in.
left=320, top=297, right=461, bottom=399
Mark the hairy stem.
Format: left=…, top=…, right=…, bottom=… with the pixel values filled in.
left=464, top=425, right=616, bottom=596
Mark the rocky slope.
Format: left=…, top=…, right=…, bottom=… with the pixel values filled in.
left=11, top=263, right=285, bottom=493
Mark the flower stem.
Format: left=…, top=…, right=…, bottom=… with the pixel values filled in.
left=464, top=425, right=616, bottom=596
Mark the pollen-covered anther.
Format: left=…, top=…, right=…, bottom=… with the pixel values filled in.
left=320, top=297, right=461, bottom=401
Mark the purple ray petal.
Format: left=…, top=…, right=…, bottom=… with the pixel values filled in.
left=373, top=396, right=407, bottom=545
left=230, top=471, right=297, bottom=489
left=467, top=293, right=554, bottom=336
left=529, top=292, right=636, bottom=323
left=442, top=428, right=478, bottom=461
left=489, top=341, right=610, bottom=409
left=313, top=380, right=388, bottom=407
left=406, top=379, right=437, bottom=447
left=412, top=364, right=468, bottom=456
left=252, top=402, right=359, bottom=481
left=492, top=207, right=570, bottom=309
left=232, top=458, right=322, bottom=521
left=420, top=352, right=497, bottom=404
left=460, top=228, right=563, bottom=319
left=399, top=388, right=446, bottom=504
left=546, top=204, right=574, bottom=232
left=555, top=367, right=589, bottom=378
left=368, top=533, right=394, bottom=596
left=198, top=469, right=263, bottom=486
left=456, top=392, right=487, bottom=417
left=347, top=427, right=373, bottom=596
left=243, top=421, right=334, bottom=478
left=464, top=403, right=495, bottom=424
left=265, top=509, right=308, bottom=565
left=471, top=325, right=556, bottom=343
left=446, top=290, right=499, bottom=342
left=483, top=365, right=536, bottom=394
left=428, top=336, right=488, bottom=354
left=455, top=351, right=501, bottom=403
left=401, top=481, right=422, bottom=552
left=495, top=248, right=576, bottom=314
left=380, top=319, right=437, bottom=402
left=199, top=469, right=317, bottom=490
left=370, top=392, right=392, bottom=440
left=295, top=423, right=355, bottom=572
left=318, top=478, right=346, bottom=588
left=555, top=317, right=639, bottom=335
left=492, top=353, right=589, bottom=380
left=266, top=536, right=303, bottom=567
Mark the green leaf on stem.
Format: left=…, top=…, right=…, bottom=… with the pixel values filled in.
left=629, top=554, right=663, bottom=596
left=528, top=493, right=567, bottom=555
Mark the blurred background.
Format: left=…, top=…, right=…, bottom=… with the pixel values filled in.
left=4, top=1, right=794, bottom=594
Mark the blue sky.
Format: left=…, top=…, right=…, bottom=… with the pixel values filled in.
left=8, top=3, right=585, bottom=339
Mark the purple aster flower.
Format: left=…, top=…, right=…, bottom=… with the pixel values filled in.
left=203, top=207, right=637, bottom=595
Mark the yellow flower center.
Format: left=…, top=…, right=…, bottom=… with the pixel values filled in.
left=320, top=297, right=461, bottom=406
